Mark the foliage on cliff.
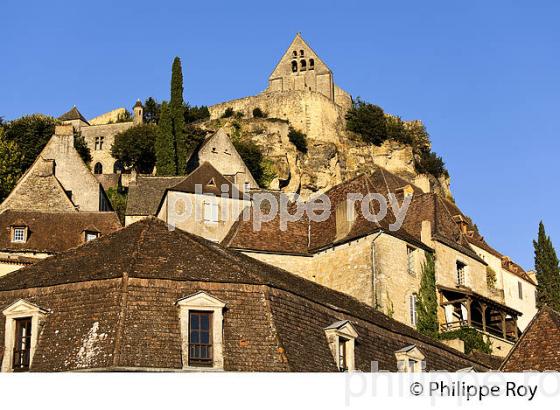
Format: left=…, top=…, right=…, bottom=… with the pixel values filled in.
left=288, top=127, right=308, bottom=154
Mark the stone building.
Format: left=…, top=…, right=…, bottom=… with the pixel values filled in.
left=0, top=218, right=494, bottom=372
left=209, top=33, right=351, bottom=144
left=59, top=101, right=143, bottom=176
left=0, top=124, right=112, bottom=213
left=0, top=210, right=121, bottom=276
left=224, top=167, right=531, bottom=357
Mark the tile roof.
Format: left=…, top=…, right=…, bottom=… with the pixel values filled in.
left=169, top=162, right=247, bottom=199
left=0, top=210, right=122, bottom=253
left=501, top=306, right=560, bottom=371
left=125, top=175, right=186, bottom=216
left=58, top=106, right=89, bottom=125
left=0, top=217, right=493, bottom=371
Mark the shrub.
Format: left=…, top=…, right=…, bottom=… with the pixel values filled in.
left=222, top=107, right=234, bottom=118
left=112, top=124, right=157, bottom=174
left=486, top=266, right=497, bottom=289
left=439, top=328, right=492, bottom=355
left=345, top=98, right=387, bottom=146
left=252, top=107, right=267, bottom=118
left=288, top=127, right=308, bottom=154
left=415, top=150, right=448, bottom=178
left=386, top=115, right=413, bottom=145
left=73, top=130, right=92, bottom=164
left=232, top=138, right=276, bottom=188
left=106, top=187, right=127, bottom=225
left=185, top=104, right=210, bottom=123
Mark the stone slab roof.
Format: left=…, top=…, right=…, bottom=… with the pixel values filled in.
left=125, top=176, right=186, bottom=216
left=0, top=218, right=493, bottom=372
left=501, top=306, right=560, bottom=371
left=59, top=106, right=89, bottom=125
left=0, top=210, right=122, bottom=253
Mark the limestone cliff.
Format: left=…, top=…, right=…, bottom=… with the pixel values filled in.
left=198, top=116, right=452, bottom=200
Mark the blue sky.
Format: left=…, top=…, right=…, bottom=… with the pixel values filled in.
left=1, top=0, right=559, bottom=268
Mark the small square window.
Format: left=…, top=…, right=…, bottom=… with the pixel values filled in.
left=85, top=232, right=99, bottom=242
left=12, top=227, right=26, bottom=243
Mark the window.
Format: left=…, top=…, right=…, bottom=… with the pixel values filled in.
left=12, top=318, right=32, bottom=372
left=518, top=282, right=523, bottom=300
left=395, top=345, right=425, bottom=373
left=203, top=201, right=219, bottom=223
left=176, top=291, right=226, bottom=370
left=456, top=261, right=467, bottom=286
left=11, top=227, right=26, bottom=243
left=2, top=299, right=48, bottom=373
left=292, top=50, right=297, bottom=58
left=85, top=231, right=99, bottom=242
left=324, top=320, right=358, bottom=372
left=300, top=59, right=307, bottom=71
left=409, top=294, right=417, bottom=327
left=189, top=311, right=213, bottom=367
left=94, top=162, right=103, bottom=174
left=94, top=136, right=104, bottom=150
left=407, top=246, right=415, bottom=275
left=300, top=49, right=304, bottom=56
left=113, top=160, right=124, bottom=174
left=309, top=58, right=315, bottom=70
left=291, top=60, right=298, bottom=72
left=243, top=182, right=251, bottom=192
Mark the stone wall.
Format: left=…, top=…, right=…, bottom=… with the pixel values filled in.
left=80, top=122, right=134, bottom=175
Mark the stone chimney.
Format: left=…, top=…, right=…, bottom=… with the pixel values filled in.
left=54, top=124, right=75, bottom=153
left=133, top=100, right=144, bottom=125
left=413, top=174, right=431, bottom=194
left=421, top=220, right=433, bottom=246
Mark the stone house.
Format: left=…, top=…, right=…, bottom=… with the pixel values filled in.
left=0, top=210, right=121, bottom=276
left=157, top=162, right=251, bottom=243
left=0, top=124, right=112, bottom=213
left=0, top=218, right=495, bottom=372
left=59, top=101, right=143, bottom=176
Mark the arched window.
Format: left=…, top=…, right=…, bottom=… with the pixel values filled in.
left=113, top=160, right=124, bottom=174
left=291, top=60, right=298, bottom=72
left=94, top=162, right=103, bottom=174
left=300, top=49, right=304, bottom=57
left=300, top=59, right=307, bottom=71
left=309, top=58, right=315, bottom=70
left=292, top=50, right=297, bottom=58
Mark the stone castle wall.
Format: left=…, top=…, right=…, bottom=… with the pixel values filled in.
left=80, top=122, right=133, bottom=174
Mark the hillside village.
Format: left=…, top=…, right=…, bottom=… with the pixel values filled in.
left=0, top=34, right=558, bottom=373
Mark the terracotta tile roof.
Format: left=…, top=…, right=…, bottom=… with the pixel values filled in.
left=95, top=174, right=120, bottom=192
left=0, top=210, right=122, bottom=253
left=501, top=306, right=560, bottom=371
left=125, top=175, right=186, bottom=216
left=170, top=162, right=247, bottom=199
left=0, top=218, right=493, bottom=371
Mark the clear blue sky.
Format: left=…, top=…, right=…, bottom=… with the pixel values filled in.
left=1, top=0, right=559, bottom=269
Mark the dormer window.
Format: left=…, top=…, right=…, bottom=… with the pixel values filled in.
left=452, top=214, right=468, bottom=234
left=335, top=200, right=355, bottom=241
left=176, top=291, right=226, bottom=370
left=2, top=299, right=48, bottom=373
left=11, top=226, right=27, bottom=243
left=324, top=320, right=358, bottom=372
left=395, top=345, right=425, bottom=373
left=85, top=231, right=99, bottom=242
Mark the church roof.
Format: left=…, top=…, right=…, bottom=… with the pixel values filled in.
left=58, top=106, right=89, bottom=125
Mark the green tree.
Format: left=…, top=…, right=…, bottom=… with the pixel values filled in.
left=73, top=130, right=92, bottom=164
left=533, top=222, right=560, bottom=310
left=184, top=104, right=210, bottom=124
left=0, top=129, right=24, bottom=202
left=106, top=187, right=127, bottom=225
left=345, top=98, right=387, bottom=145
left=170, top=57, right=187, bottom=174
left=3, top=114, right=58, bottom=172
left=386, top=115, right=412, bottom=145
left=155, top=102, right=176, bottom=175
left=415, top=150, right=448, bottom=178
left=232, top=139, right=276, bottom=188
left=111, top=124, right=157, bottom=174
left=415, top=253, right=439, bottom=339
left=143, top=97, right=161, bottom=124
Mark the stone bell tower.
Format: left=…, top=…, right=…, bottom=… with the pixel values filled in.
left=266, top=33, right=335, bottom=101
left=133, top=100, right=144, bottom=125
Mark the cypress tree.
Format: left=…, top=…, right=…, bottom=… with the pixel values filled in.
left=415, top=253, right=439, bottom=339
left=170, top=57, right=187, bottom=174
left=533, top=221, right=560, bottom=311
left=155, top=102, right=175, bottom=175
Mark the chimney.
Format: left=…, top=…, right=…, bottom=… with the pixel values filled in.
left=421, top=220, right=432, bottom=245
left=413, top=174, right=431, bottom=194
left=55, top=124, right=74, bottom=136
